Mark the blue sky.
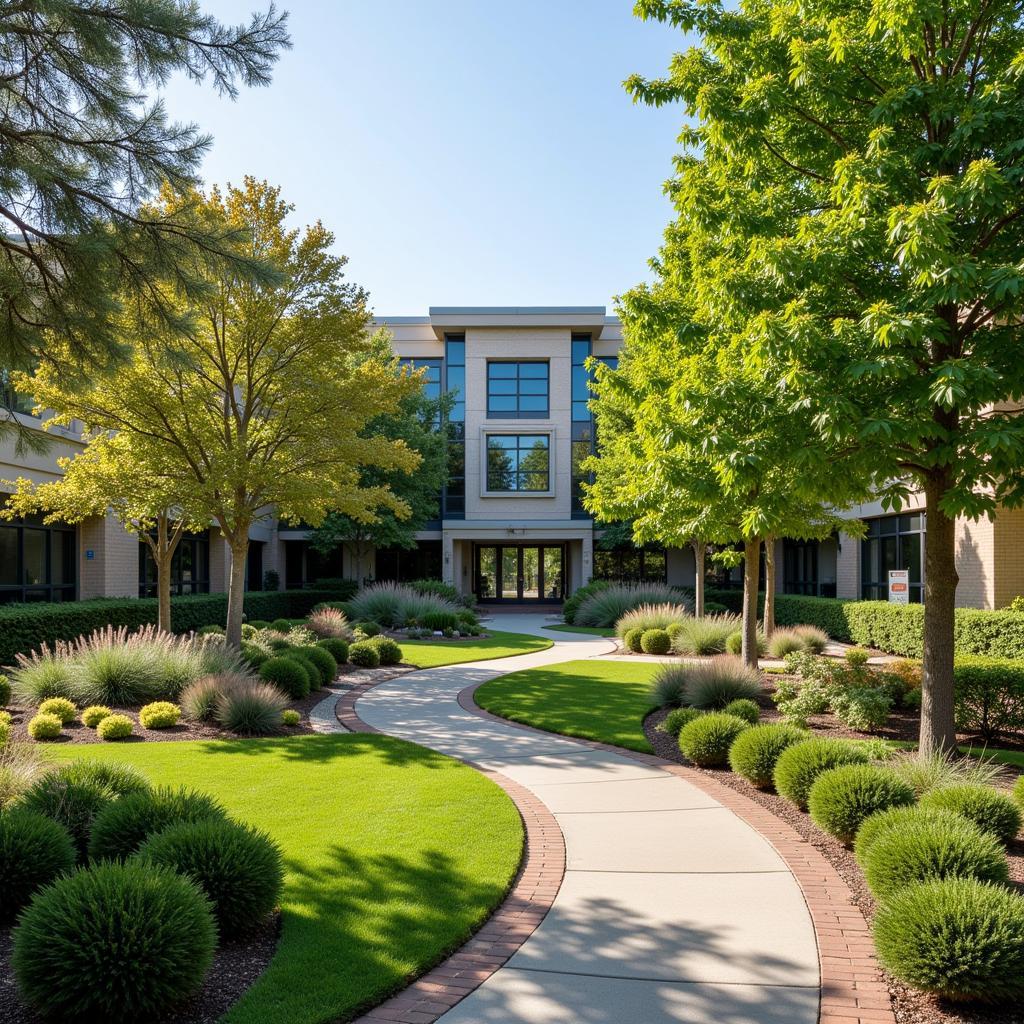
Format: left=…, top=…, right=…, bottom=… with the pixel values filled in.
left=161, top=1, right=688, bottom=314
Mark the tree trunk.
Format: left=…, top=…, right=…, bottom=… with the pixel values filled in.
left=157, top=549, right=173, bottom=634
left=763, top=537, right=776, bottom=637
left=741, top=538, right=762, bottom=669
left=920, top=473, right=958, bottom=754
left=692, top=540, right=706, bottom=617
left=225, top=533, right=250, bottom=649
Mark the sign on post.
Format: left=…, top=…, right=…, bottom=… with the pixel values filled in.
left=888, top=569, right=909, bottom=604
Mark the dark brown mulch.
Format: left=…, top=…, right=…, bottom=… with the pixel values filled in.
left=645, top=707, right=1024, bottom=1024
left=0, top=913, right=280, bottom=1024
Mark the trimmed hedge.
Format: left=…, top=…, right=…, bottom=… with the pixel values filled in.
left=0, top=589, right=341, bottom=667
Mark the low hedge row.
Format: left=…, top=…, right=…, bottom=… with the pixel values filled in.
left=0, top=590, right=340, bottom=667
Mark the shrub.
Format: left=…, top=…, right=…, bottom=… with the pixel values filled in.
left=615, top=602, right=691, bottom=637
left=198, top=624, right=225, bottom=636
left=301, top=644, right=338, bottom=684
left=0, top=808, right=76, bottom=922
left=678, top=712, right=749, bottom=767
left=96, top=713, right=134, bottom=740
left=12, top=860, right=216, bottom=1022
left=766, top=628, right=806, bottom=658
left=854, top=804, right=968, bottom=866
left=214, top=682, right=288, bottom=735
left=792, top=625, right=829, bottom=653
left=240, top=641, right=269, bottom=669
left=771, top=675, right=832, bottom=728
left=259, top=656, right=311, bottom=699
left=181, top=674, right=228, bottom=722
left=873, top=878, right=1024, bottom=1002
left=919, top=784, right=1022, bottom=845
left=829, top=685, right=892, bottom=732
left=306, top=606, right=351, bottom=639
left=722, top=698, right=760, bottom=724
left=81, top=704, right=112, bottom=728
left=562, top=578, right=612, bottom=624
left=367, top=635, right=402, bottom=666
left=67, top=626, right=185, bottom=704
left=317, top=637, right=349, bottom=664
left=844, top=646, right=872, bottom=667
left=864, top=815, right=1009, bottom=898
left=271, top=617, right=294, bottom=631
left=1014, top=775, right=1024, bottom=811
left=353, top=620, right=382, bottom=637
left=88, top=785, right=227, bottom=863
left=728, top=724, right=808, bottom=789
left=623, top=627, right=645, bottom=653
left=136, top=818, right=284, bottom=939
left=672, top=614, right=740, bottom=655
left=349, top=581, right=461, bottom=629
left=640, top=628, right=672, bottom=655
left=953, top=656, right=1024, bottom=741
left=10, top=649, right=76, bottom=702
left=139, top=701, right=181, bottom=729
left=682, top=657, right=762, bottom=709
left=27, top=712, right=62, bottom=740
left=37, top=696, right=75, bottom=723
left=649, top=663, right=687, bottom=707
left=409, top=578, right=473, bottom=607
left=575, top=583, right=691, bottom=629
left=773, top=738, right=870, bottom=809
left=0, top=673, right=8, bottom=706
left=349, top=641, right=381, bottom=668
left=282, top=709, right=301, bottom=726
left=888, top=750, right=1004, bottom=798
left=725, top=629, right=766, bottom=656
left=657, top=707, right=702, bottom=736
left=807, top=764, right=916, bottom=845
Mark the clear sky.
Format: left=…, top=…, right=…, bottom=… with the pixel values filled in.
left=160, top=1, right=689, bottom=315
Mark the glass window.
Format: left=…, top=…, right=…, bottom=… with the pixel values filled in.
left=138, top=529, right=210, bottom=598
left=487, top=362, right=549, bottom=419
left=443, top=335, right=465, bottom=519
left=399, top=357, right=442, bottom=401
left=861, top=514, right=925, bottom=601
left=593, top=546, right=667, bottom=583
left=0, top=506, right=76, bottom=602
left=486, top=435, right=550, bottom=492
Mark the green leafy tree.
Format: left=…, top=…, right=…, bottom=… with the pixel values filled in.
left=11, top=179, right=418, bottom=648
left=630, top=0, right=1024, bottom=751
left=310, top=332, right=452, bottom=584
left=0, top=1, right=290, bottom=377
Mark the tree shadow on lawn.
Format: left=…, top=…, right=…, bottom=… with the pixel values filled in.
left=223, top=842, right=514, bottom=1024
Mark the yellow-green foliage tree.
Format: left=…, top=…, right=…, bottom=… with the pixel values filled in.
left=12, top=179, right=419, bottom=647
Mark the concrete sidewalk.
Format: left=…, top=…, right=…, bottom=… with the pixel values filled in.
left=352, top=615, right=820, bottom=1024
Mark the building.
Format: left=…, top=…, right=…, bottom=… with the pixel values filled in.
left=3, top=306, right=1024, bottom=609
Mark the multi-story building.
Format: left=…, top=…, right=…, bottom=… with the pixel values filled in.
left=3, top=305, right=1024, bottom=609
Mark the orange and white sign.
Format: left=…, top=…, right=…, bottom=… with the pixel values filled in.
left=888, top=569, right=910, bottom=605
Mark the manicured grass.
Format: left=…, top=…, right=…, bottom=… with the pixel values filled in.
left=544, top=624, right=617, bottom=637
left=474, top=659, right=661, bottom=753
left=399, top=630, right=552, bottom=668
left=960, top=745, right=1024, bottom=769
left=59, top=734, right=522, bottom=1024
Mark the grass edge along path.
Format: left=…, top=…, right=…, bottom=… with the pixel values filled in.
left=400, top=630, right=552, bottom=669
left=474, top=659, right=661, bottom=754
left=543, top=624, right=617, bottom=637
left=57, top=734, right=523, bottom=1024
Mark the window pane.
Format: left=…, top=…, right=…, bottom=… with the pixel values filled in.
left=519, top=363, right=548, bottom=378
left=519, top=396, right=547, bottom=411
left=489, top=396, right=516, bottom=412
left=446, top=365, right=465, bottom=399
left=0, top=527, right=17, bottom=585
left=445, top=340, right=465, bottom=365
left=488, top=363, right=516, bottom=378
left=572, top=339, right=591, bottom=364
left=489, top=379, right=516, bottom=395
left=51, top=531, right=74, bottom=585
left=520, top=378, right=547, bottom=395
left=23, top=529, right=45, bottom=585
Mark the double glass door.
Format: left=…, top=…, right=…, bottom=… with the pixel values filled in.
left=476, top=544, right=564, bottom=602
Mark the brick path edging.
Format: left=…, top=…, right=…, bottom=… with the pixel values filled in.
left=336, top=679, right=567, bottom=1024
left=460, top=682, right=896, bottom=1024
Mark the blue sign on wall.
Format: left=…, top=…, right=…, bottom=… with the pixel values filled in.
left=85, top=550, right=95, bottom=560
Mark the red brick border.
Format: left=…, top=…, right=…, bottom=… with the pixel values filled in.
left=336, top=678, right=566, bottom=1024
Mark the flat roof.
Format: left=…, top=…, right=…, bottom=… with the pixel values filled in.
left=428, top=306, right=607, bottom=316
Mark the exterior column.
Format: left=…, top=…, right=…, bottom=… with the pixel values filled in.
left=78, top=513, right=139, bottom=599
left=835, top=530, right=860, bottom=600
left=442, top=532, right=455, bottom=587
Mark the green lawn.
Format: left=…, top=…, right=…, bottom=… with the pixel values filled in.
left=543, top=624, right=617, bottom=637
left=960, top=745, right=1024, bottom=769
left=59, top=734, right=522, bottom=1024
left=399, top=630, right=552, bottom=668
left=474, top=659, right=661, bottom=753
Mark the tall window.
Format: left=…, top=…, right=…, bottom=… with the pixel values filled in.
left=861, top=514, right=925, bottom=601
left=1, top=368, right=35, bottom=415
left=399, top=357, right=442, bottom=400
left=443, top=335, right=465, bottom=519
left=593, top=546, right=667, bottom=583
left=138, top=530, right=210, bottom=597
left=487, top=361, right=549, bottom=418
left=571, top=336, right=617, bottom=518
left=486, top=435, right=550, bottom=492
left=0, top=509, right=76, bottom=603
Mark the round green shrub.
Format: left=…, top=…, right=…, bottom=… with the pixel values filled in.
left=807, top=764, right=916, bottom=845
left=287, top=653, right=320, bottom=693
left=259, top=656, right=310, bottom=699
left=920, top=784, right=1023, bottom=845
left=38, top=696, right=76, bottom=724
left=139, top=701, right=181, bottom=729
left=854, top=804, right=968, bottom=867
left=665, top=622, right=684, bottom=642
left=640, top=628, right=672, bottom=655
left=623, top=627, right=645, bottom=653
left=241, top=642, right=270, bottom=669
left=198, top=624, right=225, bottom=636
left=0, top=719, right=9, bottom=746
left=658, top=707, right=702, bottom=737
left=302, top=644, right=338, bottom=684
left=27, top=712, right=62, bottom=740
left=0, top=673, right=9, bottom=706
left=728, top=724, right=808, bottom=789
left=271, top=617, right=293, bottom=632
left=367, top=635, right=402, bottom=666
left=354, top=620, right=382, bottom=637
left=248, top=619, right=271, bottom=630
left=268, top=637, right=293, bottom=652
left=88, top=785, right=228, bottom=863
left=726, top=630, right=766, bottom=656
left=96, top=713, right=134, bottom=741
left=773, top=738, right=870, bottom=810
left=81, top=704, right=112, bottom=728
left=317, top=637, right=349, bottom=664
left=12, top=860, right=216, bottom=1022
left=282, top=709, right=301, bottom=726
left=136, top=818, right=284, bottom=939
left=1014, top=775, right=1024, bottom=811
left=0, top=808, right=76, bottom=922
left=873, top=878, right=1024, bottom=1002
left=678, top=712, right=749, bottom=767
left=722, top=698, right=760, bottom=724
left=863, top=816, right=1009, bottom=898
left=348, top=641, right=381, bottom=668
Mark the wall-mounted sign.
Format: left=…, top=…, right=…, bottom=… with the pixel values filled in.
left=888, top=569, right=909, bottom=605
left=85, top=549, right=95, bottom=560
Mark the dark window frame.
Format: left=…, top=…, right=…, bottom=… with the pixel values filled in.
left=138, top=529, right=211, bottom=598
left=486, top=360, right=550, bottom=419
left=0, top=510, right=77, bottom=603
left=861, top=513, right=925, bottom=602
left=592, top=546, right=667, bottom=584
left=485, top=433, right=551, bottom=493
left=443, top=335, right=465, bottom=519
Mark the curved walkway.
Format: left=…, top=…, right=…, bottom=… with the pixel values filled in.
left=345, top=614, right=821, bottom=1024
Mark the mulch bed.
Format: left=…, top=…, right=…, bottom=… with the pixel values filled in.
left=0, top=913, right=281, bottom=1023
left=644, top=706, right=1024, bottom=1024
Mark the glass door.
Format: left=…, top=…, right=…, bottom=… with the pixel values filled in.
left=477, top=546, right=497, bottom=599
left=501, top=547, right=519, bottom=600
left=475, top=543, right=566, bottom=602
left=521, top=547, right=540, bottom=599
